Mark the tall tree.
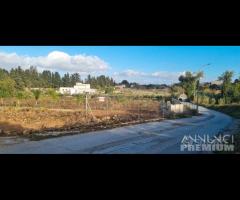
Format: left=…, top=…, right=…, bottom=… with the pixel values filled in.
left=9, top=66, right=25, bottom=90
left=52, top=72, right=62, bottom=88
left=218, top=70, right=234, bottom=104
left=233, top=81, right=240, bottom=103
left=0, top=76, right=16, bottom=105
left=41, top=70, right=52, bottom=87
left=70, top=73, right=81, bottom=86
left=120, top=80, right=130, bottom=88
left=62, top=73, right=71, bottom=87
left=0, top=68, right=9, bottom=79
left=178, top=71, right=203, bottom=101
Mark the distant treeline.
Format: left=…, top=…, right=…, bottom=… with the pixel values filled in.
left=0, top=66, right=170, bottom=91
left=119, top=80, right=169, bottom=89
left=0, top=66, right=116, bottom=90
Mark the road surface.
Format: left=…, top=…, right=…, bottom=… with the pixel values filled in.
left=0, top=106, right=233, bottom=154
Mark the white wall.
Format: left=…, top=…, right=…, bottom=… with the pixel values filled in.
left=170, top=104, right=184, bottom=113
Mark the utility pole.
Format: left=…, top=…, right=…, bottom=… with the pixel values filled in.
left=196, top=79, right=200, bottom=113
left=106, top=95, right=109, bottom=116
left=162, top=98, right=165, bottom=119
left=196, top=63, right=211, bottom=113
left=138, top=96, right=140, bottom=121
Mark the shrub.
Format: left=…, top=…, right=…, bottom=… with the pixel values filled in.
left=0, top=77, right=16, bottom=98
left=218, top=98, right=225, bottom=105
left=105, top=86, right=114, bottom=94
left=209, top=98, right=216, bottom=105
left=16, top=91, right=33, bottom=103
left=199, top=95, right=209, bottom=105
left=31, top=90, right=41, bottom=105
left=46, top=89, right=59, bottom=101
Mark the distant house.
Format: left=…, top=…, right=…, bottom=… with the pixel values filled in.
left=115, top=84, right=126, bottom=90
left=210, top=80, right=223, bottom=86
left=178, top=93, right=188, bottom=101
left=59, top=83, right=96, bottom=95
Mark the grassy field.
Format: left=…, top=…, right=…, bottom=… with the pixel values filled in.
left=206, top=104, right=240, bottom=119
left=121, top=88, right=171, bottom=97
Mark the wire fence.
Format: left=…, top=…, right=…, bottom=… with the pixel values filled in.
left=0, top=95, right=165, bottom=120
left=0, top=95, right=197, bottom=121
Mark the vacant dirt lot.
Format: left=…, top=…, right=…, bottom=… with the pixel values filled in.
left=0, top=103, right=162, bottom=136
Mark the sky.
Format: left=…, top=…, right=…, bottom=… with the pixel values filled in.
left=0, top=46, right=240, bottom=84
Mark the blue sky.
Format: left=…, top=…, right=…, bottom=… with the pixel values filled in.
left=0, top=46, right=239, bottom=84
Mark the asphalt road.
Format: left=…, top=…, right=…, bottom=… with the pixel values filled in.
left=0, top=106, right=233, bottom=154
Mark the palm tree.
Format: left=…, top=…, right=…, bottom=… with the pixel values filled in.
left=31, top=89, right=41, bottom=105
left=178, top=71, right=204, bottom=101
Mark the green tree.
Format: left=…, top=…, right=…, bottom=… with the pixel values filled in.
left=9, top=66, right=25, bottom=90
left=178, top=71, right=203, bottom=101
left=52, top=72, right=62, bottom=88
left=62, top=73, right=71, bottom=87
left=70, top=73, right=81, bottom=86
left=170, top=84, right=185, bottom=97
left=41, top=70, right=52, bottom=87
left=0, top=76, right=16, bottom=105
left=218, top=70, right=234, bottom=104
left=233, top=81, right=240, bottom=103
left=0, top=68, right=9, bottom=79
left=120, top=80, right=130, bottom=88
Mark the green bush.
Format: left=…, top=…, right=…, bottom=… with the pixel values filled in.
left=0, top=77, right=16, bottom=98
left=105, top=86, right=114, bottom=94
left=46, top=89, right=59, bottom=101
left=15, top=91, right=31, bottom=106
left=218, top=98, right=225, bottom=105
left=199, top=95, right=209, bottom=105
left=209, top=98, right=216, bottom=105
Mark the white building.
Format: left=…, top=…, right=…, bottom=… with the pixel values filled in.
left=178, top=93, right=188, bottom=101
left=210, top=80, right=223, bottom=86
left=59, top=83, right=96, bottom=95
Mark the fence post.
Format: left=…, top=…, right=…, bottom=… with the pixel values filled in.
left=85, top=93, right=88, bottom=118
left=106, top=95, right=109, bottom=116
left=138, top=96, right=140, bottom=121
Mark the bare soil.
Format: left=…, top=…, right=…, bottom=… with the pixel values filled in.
left=0, top=106, right=163, bottom=136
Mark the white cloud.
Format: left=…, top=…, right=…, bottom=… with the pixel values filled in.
left=151, top=71, right=185, bottom=79
left=0, top=51, right=109, bottom=73
left=113, top=69, right=184, bottom=84
left=114, top=69, right=147, bottom=77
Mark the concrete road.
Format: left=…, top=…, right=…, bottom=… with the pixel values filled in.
left=0, top=106, right=233, bottom=154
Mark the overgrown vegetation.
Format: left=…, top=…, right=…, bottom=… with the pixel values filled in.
left=174, top=70, right=240, bottom=107
left=206, top=105, right=240, bottom=119
left=178, top=71, right=203, bottom=101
